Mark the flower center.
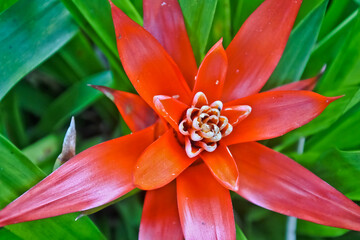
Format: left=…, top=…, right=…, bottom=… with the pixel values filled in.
left=179, top=92, right=233, bottom=158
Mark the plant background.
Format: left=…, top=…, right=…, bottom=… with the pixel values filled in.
left=1, top=0, right=360, bottom=239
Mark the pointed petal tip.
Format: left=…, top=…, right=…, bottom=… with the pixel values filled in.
left=327, top=95, right=344, bottom=103
left=225, top=177, right=239, bottom=192
left=209, top=38, right=226, bottom=53
left=89, top=85, right=115, bottom=101
left=153, top=95, right=171, bottom=106
left=192, top=92, right=208, bottom=107
left=319, top=64, right=327, bottom=77
left=215, top=37, right=224, bottom=46
left=108, top=0, right=115, bottom=7
left=75, top=213, right=85, bottom=221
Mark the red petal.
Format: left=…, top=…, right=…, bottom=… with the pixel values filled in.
left=143, top=0, right=197, bottom=88
left=110, top=1, right=191, bottom=108
left=139, top=182, right=183, bottom=240
left=91, top=85, right=157, bottom=132
left=134, top=130, right=197, bottom=190
left=222, top=0, right=302, bottom=101
left=223, top=91, right=338, bottom=145
left=153, top=95, right=189, bottom=130
left=201, top=144, right=239, bottom=191
left=230, top=142, right=360, bottom=231
left=192, top=39, right=227, bottom=103
left=177, top=164, right=235, bottom=240
left=222, top=105, right=252, bottom=126
left=269, top=77, right=317, bottom=91
left=0, top=126, right=156, bottom=227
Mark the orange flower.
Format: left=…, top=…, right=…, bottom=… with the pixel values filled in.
left=1, top=0, right=360, bottom=239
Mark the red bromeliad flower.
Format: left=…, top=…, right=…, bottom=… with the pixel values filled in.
left=1, top=0, right=360, bottom=239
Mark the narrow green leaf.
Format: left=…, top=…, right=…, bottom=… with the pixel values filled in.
left=39, top=32, right=103, bottom=84
left=0, top=228, right=22, bottom=240
left=0, top=0, right=78, bottom=101
left=345, top=87, right=360, bottom=111
left=16, top=82, right=53, bottom=117
left=58, top=33, right=105, bottom=80
left=307, top=101, right=360, bottom=151
left=37, top=71, right=113, bottom=134
left=179, top=0, right=218, bottom=63
left=39, top=53, right=81, bottom=85
left=318, top=0, right=358, bottom=39
left=317, top=10, right=360, bottom=91
left=115, top=195, right=143, bottom=240
left=112, top=0, right=143, bottom=25
left=0, top=0, right=18, bottom=13
left=232, top=0, right=263, bottom=35
left=0, top=91, right=28, bottom=148
left=0, top=135, right=105, bottom=239
left=264, top=0, right=328, bottom=90
left=294, top=0, right=324, bottom=26
left=236, top=224, right=248, bottom=240
left=207, top=0, right=231, bottom=49
left=297, top=220, right=349, bottom=237
left=22, top=134, right=62, bottom=166
left=60, top=0, right=133, bottom=91
left=231, top=0, right=324, bottom=36
left=303, top=10, right=358, bottom=78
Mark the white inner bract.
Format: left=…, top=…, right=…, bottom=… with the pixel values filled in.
left=178, top=92, right=233, bottom=158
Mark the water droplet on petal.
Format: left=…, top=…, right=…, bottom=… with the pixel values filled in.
left=161, top=1, right=167, bottom=6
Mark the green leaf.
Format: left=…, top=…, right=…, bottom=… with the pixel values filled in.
left=312, top=149, right=360, bottom=200
left=207, top=0, right=231, bottom=49
left=0, top=91, right=28, bottom=148
left=318, top=0, right=358, bottom=40
left=58, top=33, right=105, bottom=80
left=231, top=0, right=326, bottom=37
left=60, top=0, right=133, bottom=91
left=307, top=101, right=360, bottom=151
left=264, top=0, right=328, bottom=90
left=112, top=0, right=143, bottom=25
left=236, top=224, right=248, bottom=240
left=303, top=10, right=358, bottom=78
left=0, top=0, right=17, bottom=13
left=39, top=53, right=81, bottom=85
left=16, top=82, right=53, bottom=117
left=22, top=134, right=62, bottom=173
left=0, top=0, right=78, bottom=101
left=317, top=9, right=360, bottom=92
left=71, top=0, right=117, bottom=56
left=179, top=0, right=218, bottom=63
left=297, top=220, right=349, bottom=237
left=0, top=135, right=105, bottom=239
left=115, top=195, right=143, bottom=240
left=294, top=0, right=324, bottom=26
left=0, top=228, right=22, bottom=240
left=232, top=0, right=263, bottom=35
left=36, top=71, right=113, bottom=134
left=40, top=32, right=104, bottom=85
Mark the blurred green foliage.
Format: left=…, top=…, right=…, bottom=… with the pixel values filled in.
left=0, top=0, right=360, bottom=239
